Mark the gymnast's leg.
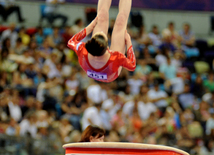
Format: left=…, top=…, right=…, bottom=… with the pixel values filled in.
left=110, top=0, right=132, bottom=74
left=92, top=0, right=112, bottom=36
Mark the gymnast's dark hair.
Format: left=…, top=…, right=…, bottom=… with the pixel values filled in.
left=79, top=125, right=105, bottom=142
left=85, top=34, right=108, bottom=56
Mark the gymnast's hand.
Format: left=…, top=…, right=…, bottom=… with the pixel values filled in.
left=125, top=31, right=132, bottom=48
left=86, top=17, right=98, bottom=35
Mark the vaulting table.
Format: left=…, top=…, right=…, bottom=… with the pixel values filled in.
left=63, top=142, right=189, bottom=155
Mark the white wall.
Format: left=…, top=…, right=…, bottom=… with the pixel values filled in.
left=2, top=1, right=213, bottom=38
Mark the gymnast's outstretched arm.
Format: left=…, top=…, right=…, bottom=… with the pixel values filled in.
left=67, top=17, right=98, bottom=54
left=119, top=31, right=136, bottom=71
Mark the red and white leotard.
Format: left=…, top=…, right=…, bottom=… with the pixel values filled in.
left=67, top=28, right=136, bottom=83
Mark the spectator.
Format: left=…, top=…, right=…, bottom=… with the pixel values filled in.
left=162, top=22, right=180, bottom=48
left=61, top=91, right=87, bottom=130
left=44, top=0, right=68, bottom=27
left=36, top=126, right=48, bottom=140
left=179, top=23, right=195, bottom=47
left=5, top=118, right=20, bottom=136
left=0, top=47, right=18, bottom=73
left=148, top=25, right=162, bottom=47
left=18, top=26, right=30, bottom=45
left=115, top=69, right=129, bottom=91
left=1, top=23, right=18, bottom=48
left=43, top=52, right=61, bottom=78
left=35, top=26, right=45, bottom=46
left=38, top=38, right=53, bottom=56
left=176, top=126, right=195, bottom=152
left=164, top=69, right=189, bottom=94
left=43, top=78, right=63, bottom=104
left=139, top=46, right=156, bottom=66
left=159, top=35, right=177, bottom=53
left=9, top=49, right=35, bottom=65
left=28, top=40, right=39, bottom=55
left=25, top=63, right=38, bottom=80
left=105, top=130, right=120, bottom=142
left=59, top=115, right=73, bottom=143
left=81, top=102, right=103, bottom=131
left=21, top=96, right=35, bottom=117
left=12, top=37, right=27, bottom=55
left=123, top=97, right=143, bottom=118
left=202, top=91, right=214, bottom=106
left=62, top=25, right=73, bottom=43
left=100, top=99, right=113, bottom=130
left=19, top=111, right=38, bottom=138
left=148, top=81, right=168, bottom=113
left=199, top=138, right=214, bottom=155
left=103, top=93, right=122, bottom=119
left=139, top=84, right=149, bottom=98
left=155, top=48, right=168, bottom=66
left=111, top=109, right=126, bottom=134
left=77, top=69, right=91, bottom=90
left=136, top=25, right=152, bottom=46
left=194, top=101, right=210, bottom=126
left=48, top=26, right=63, bottom=47
left=206, top=108, right=214, bottom=136
left=179, top=23, right=199, bottom=58
left=203, top=72, right=214, bottom=92
left=135, top=59, right=152, bottom=80
left=36, top=77, right=61, bottom=104
left=65, top=74, right=79, bottom=92
left=118, top=85, right=134, bottom=103
left=71, top=18, right=84, bottom=34
left=0, top=93, right=9, bottom=122
left=139, top=94, right=157, bottom=120
left=35, top=100, right=43, bottom=113
left=127, top=74, right=144, bottom=95
left=36, top=110, right=50, bottom=128
left=0, top=0, right=25, bottom=22
left=171, top=51, right=184, bottom=68
left=159, top=57, right=177, bottom=80
left=0, top=71, right=10, bottom=87
left=191, top=75, right=205, bottom=98
left=129, top=108, right=143, bottom=132
left=12, top=64, right=34, bottom=90
left=7, top=90, right=22, bottom=122
left=178, top=84, right=196, bottom=109
left=69, top=130, right=81, bottom=142
left=2, top=37, right=12, bottom=52
left=87, top=82, right=107, bottom=105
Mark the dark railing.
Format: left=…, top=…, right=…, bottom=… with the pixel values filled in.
left=0, top=134, right=64, bottom=155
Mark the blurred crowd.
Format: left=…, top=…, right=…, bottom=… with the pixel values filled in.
left=0, top=3, right=214, bottom=155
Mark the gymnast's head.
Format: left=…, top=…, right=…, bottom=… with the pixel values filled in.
left=80, top=125, right=105, bottom=142
left=85, top=32, right=108, bottom=56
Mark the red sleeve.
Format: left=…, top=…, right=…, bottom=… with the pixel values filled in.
left=67, top=28, right=86, bottom=55
left=119, top=46, right=136, bottom=71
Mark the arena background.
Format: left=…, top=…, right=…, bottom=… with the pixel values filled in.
left=4, top=0, right=213, bottom=37
left=22, top=0, right=214, bottom=11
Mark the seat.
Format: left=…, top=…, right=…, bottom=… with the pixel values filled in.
left=26, top=27, right=37, bottom=36
left=182, top=61, right=195, bottom=73
left=194, top=61, right=210, bottom=74
left=195, top=39, right=208, bottom=58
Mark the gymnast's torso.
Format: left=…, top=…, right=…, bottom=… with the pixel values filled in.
left=77, top=45, right=122, bottom=82
left=67, top=29, right=136, bottom=83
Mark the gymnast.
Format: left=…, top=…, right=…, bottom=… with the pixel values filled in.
left=67, top=0, right=136, bottom=83
left=79, top=125, right=105, bottom=142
